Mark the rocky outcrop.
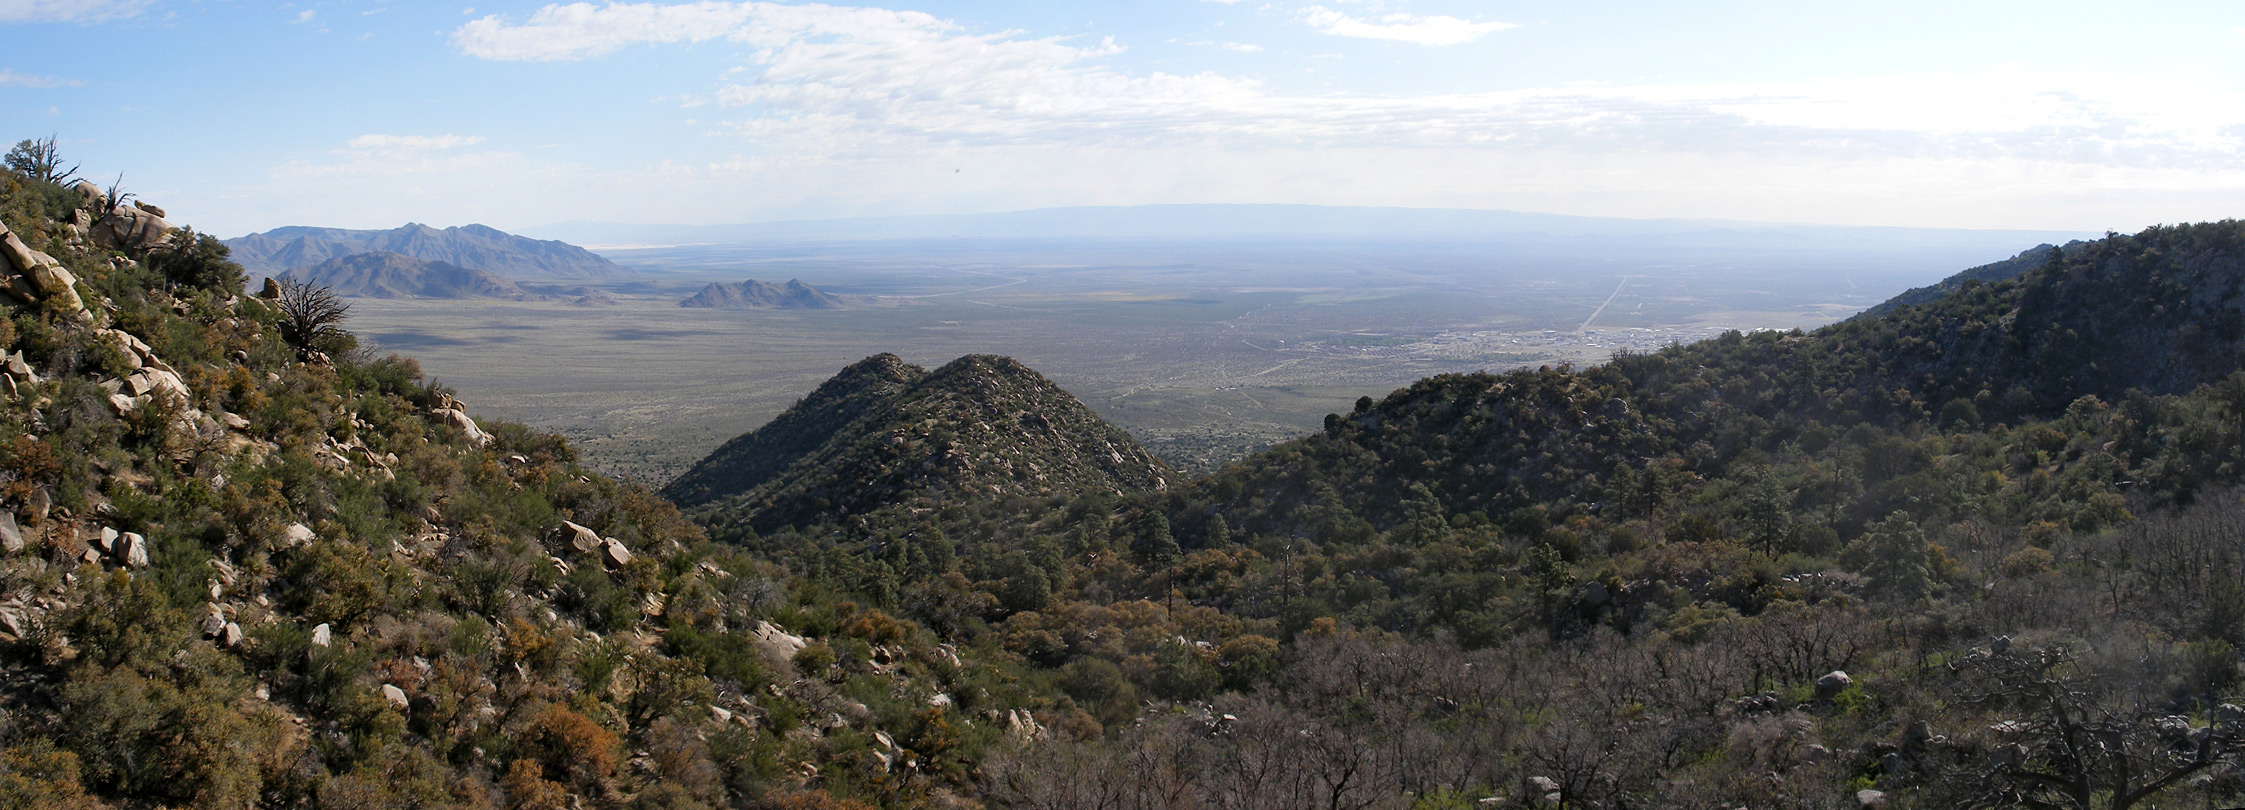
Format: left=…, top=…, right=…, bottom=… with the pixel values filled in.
left=0, top=220, right=87, bottom=317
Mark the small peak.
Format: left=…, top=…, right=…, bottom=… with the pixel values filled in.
left=837, top=353, right=924, bottom=382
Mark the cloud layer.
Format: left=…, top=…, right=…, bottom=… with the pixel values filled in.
left=0, top=0, right=152, bottom=23
left=1297, top=6, right=1514, bottom=46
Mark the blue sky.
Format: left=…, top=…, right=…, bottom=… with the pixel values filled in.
left=5, top=0, right=2245, bottom=236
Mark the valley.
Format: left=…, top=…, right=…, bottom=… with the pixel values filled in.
left=353, top=234, right=2063, bottom=482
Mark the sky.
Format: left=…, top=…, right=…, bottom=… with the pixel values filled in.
left=4, top=0, right=2244, bottom=236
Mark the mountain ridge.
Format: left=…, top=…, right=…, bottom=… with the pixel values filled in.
left=678, top=278, right=846, bottom=309
left=225, top=222, right=627, bottom=279
left=280, top=250, right=547, bottom=300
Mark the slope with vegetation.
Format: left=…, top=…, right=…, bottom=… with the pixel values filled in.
left=24, top=129, right=2245, bottom=810
left=0, top=140, right=1058, bottom=810
left=683, top=219, right=2245, bottom=809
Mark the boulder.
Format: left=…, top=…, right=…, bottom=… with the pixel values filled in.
left=117, top=531, right=147, bottom=568
left=91, top=205, right=175, bottom=252
left=132, top=201, right=166, bottom=219
left=600, top=538, right=632, bottom=568
left=310, top=622, right=331, bottom=648
left=220, top=621, right=244, bottom=648
left=93, top=526, right=119, bottom=554
left=5, top=351, right=37, bottom=382
left=258, top=277, right=280, bottom=299
left=200, top=606, right=227, bottom=638
left=432, top=407, right=491, bottom=447
left=281, top=522, right=315, bottom=547
left=68, top=180, right=103, bottom=209
left=1526, top=776, right=1563, bottom=805
left=382, top=684, right=409, bottom=710
left=1815, top=670, right=1853, bottom=700
left=27, top=488, right=49, bottom=521
left=558, top=521, right=602, bottom=554
left=1856, top=789, right=1889, bottom=808
left=0, top=229, right=44, bottom=276
left=0, top=512, right=20, bottom=554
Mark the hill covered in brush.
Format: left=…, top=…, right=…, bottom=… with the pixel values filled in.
left=665, top=353, right=1170, bottom=534
left=686, top=220, right=2245, bottom=809
left=0, top=147, right=1055, bottom=810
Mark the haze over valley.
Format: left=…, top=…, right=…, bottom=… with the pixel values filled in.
left=316, top=206, right=2085, bottom=482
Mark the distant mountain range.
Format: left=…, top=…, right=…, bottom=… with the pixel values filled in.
left=530, top=203, right=2090, bottom=251
left=679, top=279, right=845, bottom=309
left=280, top=251, right=546, bottom=301
left=226, top=222, right=627, bottom=279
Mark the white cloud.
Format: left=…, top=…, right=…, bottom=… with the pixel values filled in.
left=347, top=134, right=486, bottom=150
left=292, top=9, right=314, bottom=23
left=1297, top=6, right=1513, bottom=46
left=0, top=68, right=80, bottom=87
left=0, top=0, right=154, bottom=23
left=1186, top=40, right=1262, bottom=53
left=454, top=1, right=961, bottom=62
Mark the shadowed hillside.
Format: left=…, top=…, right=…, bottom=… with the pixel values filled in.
left=282, top=250, right=546, bottom=300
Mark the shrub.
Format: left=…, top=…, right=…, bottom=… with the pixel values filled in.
left=519, top=705, right=619, bottom=792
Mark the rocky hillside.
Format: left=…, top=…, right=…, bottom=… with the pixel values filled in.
left=282, top=250, right=545, bottom=300
left=679, top=279, right=846, bottom=310
left=665, top=354, right=1170, bottom=533
left=0, top=156, right=1054, bottom=810
left=226, top=223, right=627, bottom=279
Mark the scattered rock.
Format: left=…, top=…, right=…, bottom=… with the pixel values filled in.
left=281, top=523, right=315, bottom=547
left=1815, top=670, right=1853, bottom=701
left=220, top=622, right=244, bottom=648
left=311, top=623, right=331, bottom=648
left=431, top=407, right=491, bottom=447
left=710, top=706, right=732, bottom=724
left=117, top=531, right=147, bottom=568
left=0, top=512, right=20, bottom=554
left=600, top=538, right=633, bottom=568
left=1004, top=708, right=1044, bottom=741
left=382, top=684, right=409, bottom=710
left=1526, top=776, right=1562, bottom=805
left=558, top=521, right=601, bottom=554
left=93, top=526, right=119, bottom=554
left=1856, top=789, right=1889, bottom=808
